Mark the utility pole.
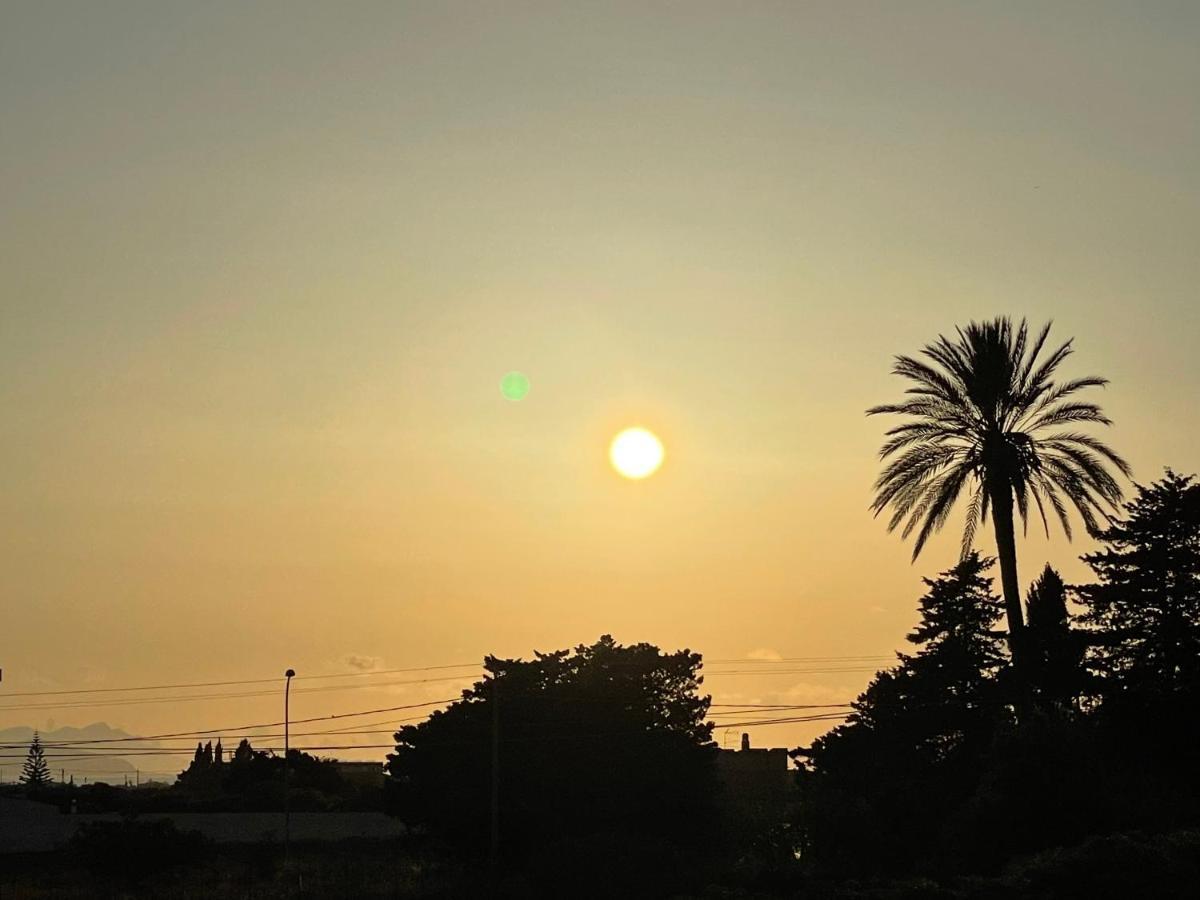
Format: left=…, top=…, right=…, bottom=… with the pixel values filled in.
left=284, top=668, right=295, bottom=865
left=489, top=673, right=500, bottom=875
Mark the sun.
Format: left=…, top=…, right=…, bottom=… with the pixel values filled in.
left=609, top=427, right=665, bottom=479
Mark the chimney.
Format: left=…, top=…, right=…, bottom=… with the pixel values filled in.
left=741, top=733, right=750, bottom=751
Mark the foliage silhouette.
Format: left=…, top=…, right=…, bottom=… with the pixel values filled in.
left=868, top=317, right=1130, bottom=668
left=794, top=553, right=1011, bottom=873
left=1025, top=564, right=1087, bottom=709
left=21, top=731, right=51, bottom=790
left=69, top=819, right=210, bottom=882
left=1072, top=468, right=1200, bottom=806
left=174, top=738, right=352, bottom=811
left=794, top=468, right=1200, bottom=883
left=386, top=635, right=718, bottom=863
left=1076, top=469, right=1200, bottom=701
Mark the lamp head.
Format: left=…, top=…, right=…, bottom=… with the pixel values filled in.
left=285, top=669, right=295, bottom=678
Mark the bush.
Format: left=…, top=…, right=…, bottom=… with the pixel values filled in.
left=1006, top=831, right=1200, bottom=900
left=68, top=818, right=211, bottom=880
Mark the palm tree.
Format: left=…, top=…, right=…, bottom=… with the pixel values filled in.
left=867, top=317, right=1130, bottom=666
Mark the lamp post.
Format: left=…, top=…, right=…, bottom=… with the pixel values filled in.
left=284, top=668, right=295, bottom=862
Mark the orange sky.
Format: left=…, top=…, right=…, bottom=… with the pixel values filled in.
left=2, top=2, right=1198, bottom=774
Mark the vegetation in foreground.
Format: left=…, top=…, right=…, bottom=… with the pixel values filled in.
left=3, top=827, right=1200, bottom=899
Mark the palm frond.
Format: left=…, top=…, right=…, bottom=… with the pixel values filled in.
left=1028, top=401, right=1112, bottom=430
left=959, top=485, right=984, bottom=559
left=910, top=465, right=972, bottom=559
left=1015, top=320, right=1053, bottom=391
left=868, top=316, right=1128, bottom=558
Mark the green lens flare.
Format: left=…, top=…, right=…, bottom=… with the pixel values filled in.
left=500, top=371, right=530, bottom=402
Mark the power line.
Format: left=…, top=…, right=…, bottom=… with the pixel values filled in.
left=717, top=714, right=849, bottom=728
left=702, top=666, right=879, bottom=676
left=0, top=699, right=459, bottom=748
left=15, top=716, right=440, bottom=752
left=0, top=674, right=478, bottom=714
left=710, top=705, right=854, bottom=710
left=0, top=716, right=852, bottom=764
left=0, top=667, right=877, bottom=713
left=0, top=663, right=481, bottom=700
left=707, top=656, right=893, bottom=664
left=0, top=654, right=891, bottom=704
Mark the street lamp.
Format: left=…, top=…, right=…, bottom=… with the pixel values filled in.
left=284, top=668, right=295, bottom=861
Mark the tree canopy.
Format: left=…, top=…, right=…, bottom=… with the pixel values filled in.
left=1076, top=469, right=1200, bottom=701
left=795, top=554, right=1011, bottom=872
left=386, top=635, right=717, bottom=856
left=1025, top=564, right=1086, bottom=708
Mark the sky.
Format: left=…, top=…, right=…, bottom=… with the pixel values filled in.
left=2, top=1, right=1198, bottom=774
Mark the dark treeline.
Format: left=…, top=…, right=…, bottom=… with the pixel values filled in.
left=787, top=318, right=1200, bottom=892
left=374, top=467, right=1200, bottom=896
left=11, top=738, right=377, bottom=815
left=796, top=469, right=1200, bottom=881
left=9, top=473, right=1199, bottom=895
left=376, top=471, right=1200, bottom=894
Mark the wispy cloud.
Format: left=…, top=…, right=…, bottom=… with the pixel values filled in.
left=746, top=647, right=783, bottom=661
left=345, top=654, right=383, bottom=671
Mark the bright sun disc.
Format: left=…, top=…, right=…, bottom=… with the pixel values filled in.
left=610, top=427, right=664, bottom=479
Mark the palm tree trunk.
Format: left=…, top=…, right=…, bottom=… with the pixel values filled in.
left=989, top=478, right=1026, bottom=668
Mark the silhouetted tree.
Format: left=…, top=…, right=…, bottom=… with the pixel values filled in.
left=173, top=736, right=346, bottom=810
left=386, top=635, right=717, bottom=862
left=232, top=738, right=254, bottom=764
left=1076, top=470, right=1200, bottom=700
left=178, top=740, right=219, bottom=790
left=795, top=554, right=1010, bottom=873
left=1025, top=564, right=1085, bottom=708
left=21, top=732, right=52, bottom=790
left=868, top=317, right=1129, bottom=669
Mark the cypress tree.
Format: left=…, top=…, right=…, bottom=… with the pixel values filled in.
left=1025, top=564, right=1085, bottom=708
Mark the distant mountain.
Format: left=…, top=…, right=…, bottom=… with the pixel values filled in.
left=0, top=722, right=173, bottom=785
left=0, top=722, right=140, bottom=744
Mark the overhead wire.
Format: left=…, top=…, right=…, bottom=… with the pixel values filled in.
left=0, top=653, right=890, bottom=706
left=0, top=662, right=482, bottom=699
left=0, top=653, right=878, bottom=772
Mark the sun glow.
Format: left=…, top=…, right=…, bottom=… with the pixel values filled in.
left=609, top=427, right=665, bottom=479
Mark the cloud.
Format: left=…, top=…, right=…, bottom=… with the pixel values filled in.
left=345, top=654, right=383, bottom=671
left=746, top=647, right=783, bottom=661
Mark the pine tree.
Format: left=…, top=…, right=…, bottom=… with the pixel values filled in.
left=883, top=551, right=1009, bottom=756
left=795, top=553, right=1011, bottom=873
left=21, top=732, right=52, bottom=790
left=807, top=552, right=1009, bottom=767
left=1076, top=470, right=1200, bottom=699
left=1025, top=564, right=1085, bottom=708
